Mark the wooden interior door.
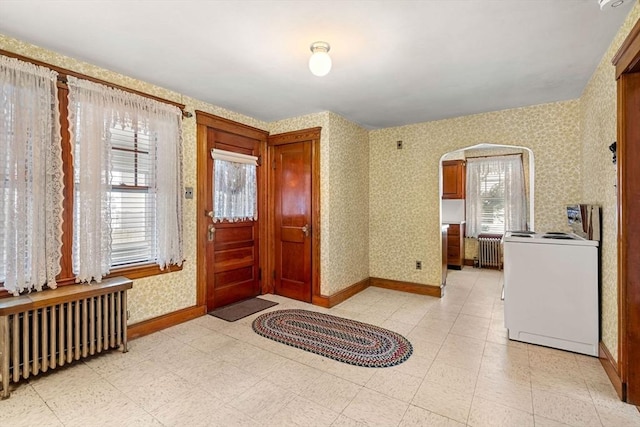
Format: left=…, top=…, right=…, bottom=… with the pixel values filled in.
left=272, top=141, right=312, bottom=302
left=196, top=112, right=267, bottom=312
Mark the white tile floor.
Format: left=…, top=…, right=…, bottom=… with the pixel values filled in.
left=2, top=268, right=639, bottom=426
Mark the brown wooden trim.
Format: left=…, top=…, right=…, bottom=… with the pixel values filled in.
left=311, top=130, right=321, bottom=304
left=464, top=259, right=475, bottom=267
left=370, top=277, right=443, bottom=298
left=613, top=17, right=640, bottom=78
left=0, top=49, right=185, bottom=111
left=616, top=71, right=640, bottom=405
left=128, top=305, right=206, bottom=340
left=311, top=294, right=331, bottom=308
left=58, top=85, right=74, bottom=282
left=313, top=278, right=371, bottom=308
left=600, top=341, right=625, bottom=401
left=196, top=123, right=208, bottom=307
left=268, top=127, right=323, bottom=145
left=267, top=128, right=322, bottom=304
left=615, top=20, right=640, bottom=404
left=195, top=111, right=268, bottom=140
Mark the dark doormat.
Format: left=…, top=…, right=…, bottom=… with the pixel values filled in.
left=208, top=297, right=279, bottom=322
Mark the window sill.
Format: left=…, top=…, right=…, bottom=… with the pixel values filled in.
left=107, top=262, right=184, bottom=280
left=0, top=262, right=183, bottom=299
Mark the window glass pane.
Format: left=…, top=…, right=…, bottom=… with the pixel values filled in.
left=480, top=170, right=506, bottom=233
left=213, top=159, right=257, bottom=222
left=110, top=189, right=156, bottom=266
left=106, top=123, right=157, bottom=267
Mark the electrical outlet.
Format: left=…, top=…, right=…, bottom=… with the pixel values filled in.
left=416, top=260, right=422, bottom=270
left=397, top=140, right=403, bottom=149
left=184, top=187, right=194, bottom=199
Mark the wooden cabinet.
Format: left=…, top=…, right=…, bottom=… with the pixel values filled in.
left=447, top=223, right=465, bottom=270
left=442, top=160, right=466, bottom=199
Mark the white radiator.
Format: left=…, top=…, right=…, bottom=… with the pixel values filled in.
left=478, top=234, right=503, bottom=269
left=0, top=277, right=132, bottom=398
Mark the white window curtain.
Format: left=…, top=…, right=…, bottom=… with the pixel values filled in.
left=67, top=76, right=183, bottom=283
left=0, top=56, right=63, bottom=295
left=211, top=149, right=257, bottom=222
left=466, top=154, right=527, bottom=238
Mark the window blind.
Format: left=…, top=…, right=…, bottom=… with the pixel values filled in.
left=109, top=126, right=158, bottom=267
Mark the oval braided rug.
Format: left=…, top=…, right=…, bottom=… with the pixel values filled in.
left=252, top=309, right=412, bottom=367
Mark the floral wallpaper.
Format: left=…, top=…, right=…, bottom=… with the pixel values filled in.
left=322, top=113, right=370, bottom=295
left=579, top=3, right=640, bottom=362
left=369, top=100, right=582, bottom=286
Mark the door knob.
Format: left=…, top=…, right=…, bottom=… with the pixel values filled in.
left=301, top=224, right=310, bottom=237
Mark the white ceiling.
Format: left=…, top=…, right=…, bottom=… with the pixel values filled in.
left=0, top=0, right=636, bottom=129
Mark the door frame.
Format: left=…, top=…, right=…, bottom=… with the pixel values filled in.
left=267, top=128, right=322, bottom=301
left=612, top=17, right=640, bottom=405
left=195, top=111, right=269, bottom=309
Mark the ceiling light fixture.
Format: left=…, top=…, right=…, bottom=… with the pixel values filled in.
left=599, top=0, right=624, bottom=10
left=309, top=41, right=332, bottom=77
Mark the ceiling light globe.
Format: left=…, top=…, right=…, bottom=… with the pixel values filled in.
left=309, top=41, right=332, bottom=77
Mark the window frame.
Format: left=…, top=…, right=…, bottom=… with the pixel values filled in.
left=0, top=51, right=185, bottom=296
left=107, top=127, right=157, bottom=269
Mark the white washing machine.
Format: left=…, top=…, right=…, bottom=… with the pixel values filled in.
left=503, top=230, right=599, bottom=356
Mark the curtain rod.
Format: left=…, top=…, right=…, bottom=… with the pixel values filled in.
left=0, top=49, right=191, bottom=117
left=465, top=153, right=523, bottom=160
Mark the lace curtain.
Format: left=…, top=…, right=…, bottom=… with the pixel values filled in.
left=67, top=76, right=183, bottom=283
left=466, top=154, right=527, bottom=238
left=0, top=56, right=63, bottom=295
left=212, top=149, right=257, bottom=222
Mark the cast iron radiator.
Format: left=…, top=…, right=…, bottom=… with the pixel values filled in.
left=0, top=277, right=132, bottom=399
left=477, top=233, right=503, bottom=269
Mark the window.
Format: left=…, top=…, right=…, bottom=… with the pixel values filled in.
left=478, top=167, right=506, bottom=234
left=1, top=53, right=184, bottom=294
left=466, top=155, right=527, bottom=237
left=211, top=149, right=258, bottom=222
left=68, top=76, right=183, bottom=283
left=0, top=56, right=63, bottom=295
left=108, top=126, right=157, bottom=266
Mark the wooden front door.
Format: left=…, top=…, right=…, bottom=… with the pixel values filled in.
left=269, top=130, right=319, bottom=303
left=196, top=112, right=267, bottom=312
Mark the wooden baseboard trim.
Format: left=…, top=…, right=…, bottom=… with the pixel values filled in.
left=128, top=305, right=207, bottom=340
left=370, top=277, right=443, bottom=298
left=599, top=341, right=625, bottom=401
left=464, top=259, right=475, bottom=267
left=313, top=278, right=370, bottom=308
left=311, top=294, right=331, bottom=308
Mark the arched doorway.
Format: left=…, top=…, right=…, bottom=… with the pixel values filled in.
left=439, top=143, right=535, bottom=272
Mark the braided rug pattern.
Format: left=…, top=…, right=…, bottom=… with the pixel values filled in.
left=252, top=309, right=413, bottom=368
